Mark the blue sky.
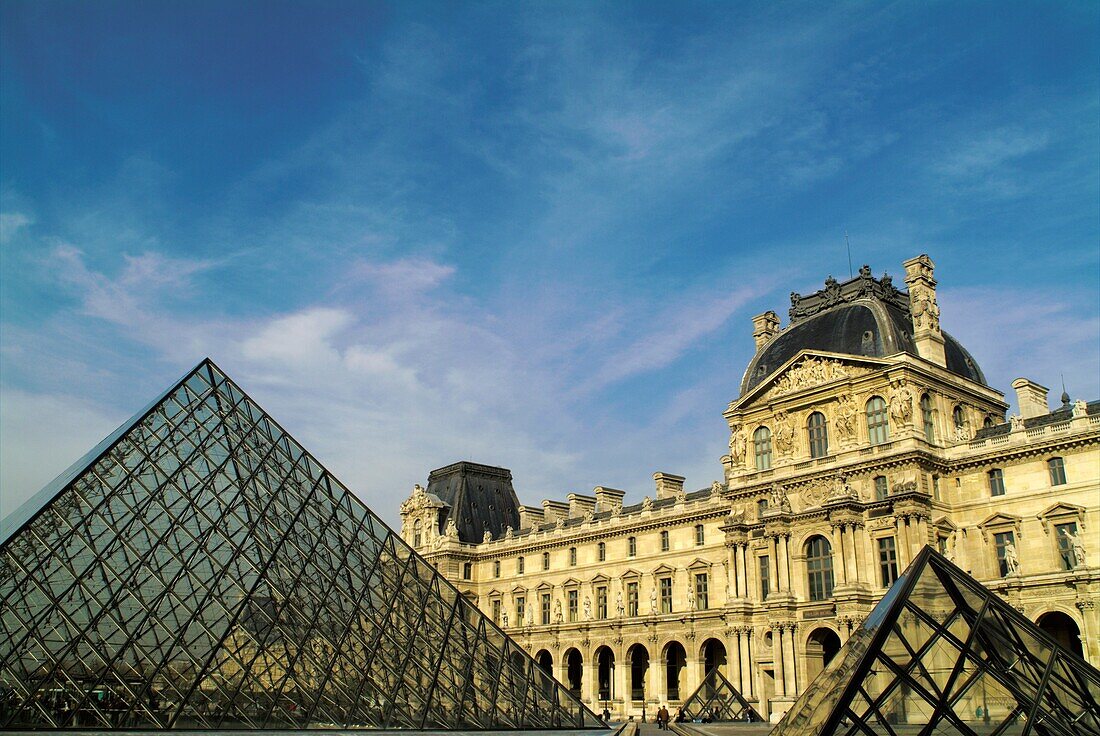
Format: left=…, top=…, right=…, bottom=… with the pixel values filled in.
left=2, top=1, right=1098, bottom=525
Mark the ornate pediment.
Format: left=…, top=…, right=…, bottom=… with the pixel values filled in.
left=687, top=558, right=711, bottom=570
left=652, top=563, right=676, bottom=575
left=764, top=356, right=871, bottom=399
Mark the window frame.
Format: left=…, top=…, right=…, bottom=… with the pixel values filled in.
left=695, top=524, right=705, bottom=546
left=1048, top=457, right=1067, bottom=486
left=994, top=530, right=1016, bottom=577
left=921, top=393, right=935, bottom=442
left=569, top=547, right=577, bottom=566
left=598, top=541, right=606, bottom=561
left=873, top=475, right=889, bottom=501
left=988, top=468, right=1006, bottom=497
left=596, top=585, right=608, bottom=619
left=866, top=396, right=890, bottom=445
left=493, top=560, right=501, bottom=578
left=878, top=536, right=899, bottom=587
left=805, top=536, right=835, bottom=601
left=542, top=551, right=550, bottom=571
left=659, top=576, right=673, bottom=613
left=660, top=530, right=670, bottom=552
left=517, top=556, right=524, bottom=575
left=462, top=561, right=473, bottom=580
left=567, top=589, right=579, bottom=622
left=626, top=581, right=639, bottom=616
left=753, top=426, right=773, bottom=470
left=540, top=593, right=551, bottom=625
left=758, top=555, right=770, bottom=600
left=694, top=572, right=709, bottom=610
left=628, top=536, right=637, bottom=557
left=807, top=411, right=829, bottom=458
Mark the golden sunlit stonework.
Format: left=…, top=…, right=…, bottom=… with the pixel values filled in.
left=399, top=254, right=1099, bottom=723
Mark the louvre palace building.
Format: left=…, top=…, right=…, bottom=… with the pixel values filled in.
left=400, top=254, right=1100, bottom=723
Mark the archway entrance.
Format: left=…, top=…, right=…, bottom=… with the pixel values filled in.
left=1037, top=611, right=1083, bottom=658
left=628, top=644, right=649, bottom=702
left=805, top=628, right=842, bottom=681
left=700, top=639, right=727, bottom=697
left=564, top=648, right=583, bottom=696
left=535, top=650, right=553, bottom=675
left=663, top=641, right=687, bottom=702
left=595, top=646, right=615, bottom=701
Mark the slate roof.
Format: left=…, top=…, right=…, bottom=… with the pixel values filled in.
left=426, top=461, right=523, bottom=544
left=973, top=399, right=1100, bottom=439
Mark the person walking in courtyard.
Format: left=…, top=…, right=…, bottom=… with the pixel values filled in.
left=657, top=704, right=669, bottom=730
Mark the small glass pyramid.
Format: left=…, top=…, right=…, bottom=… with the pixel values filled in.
left=678, top=666, right=761, bottom=723
left=774, top=546, right=1100, bottom=736
left=0, top=359, right=604, bottom=730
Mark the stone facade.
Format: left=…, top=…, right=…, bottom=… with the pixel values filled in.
left=399, top=255, right=1100, bottom=723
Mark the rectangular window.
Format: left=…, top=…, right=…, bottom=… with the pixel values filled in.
left=659, top=576, right=673, bottom=613
left=493, top=560, right=500, bottom=578
left=567, top=589, right=578, bottom=622
left=627, top=581, right=639, bottom=616
left=491, top=599, right=501, bottom=623
left=878, top=537, right=899, bottom=587
left=932, top=474, right=940, bottom=500
left=695, top=524, right=705, bottom=545
left=569, top=547, right=577, bottom=566
left=995, top=531, right=1016, bottom=577
left=540, top=593, right=551, bottom=625
left=759, top=556, right=770, bottom=600
left=628, top=536, right=637, bottom=557
left=874, top=475, right=889, bottom=501
left=516, top=596, right=525, bottom=623
left=1055, top=522, right=1079, bottom=570
left=694, top=572, right=709, bottom=610
left=596, top=586, right=608, bottom=619
left=598, top=542, right=606, bottom=561
left=988, top=469, right=1006, bottom=497
left=660, top=530, right=669, bottom=551
left=1048, top=457, right=1067, bottom=486
left=757, top=498, right=769, bottom=519
left=542, top=552, right=550, bottom=571
left=462, top=561, right=472, bottom=580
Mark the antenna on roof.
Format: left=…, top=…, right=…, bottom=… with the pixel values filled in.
left=845, top=230, right=853, bottom=278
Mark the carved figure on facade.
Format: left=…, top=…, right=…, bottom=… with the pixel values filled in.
left=711, top=480, right=723, bottom=498
left=554, top=600, right=563, bottom=623
left=773, top=410, right=796, bottom=456
left=686, top=585, right=696, bottom=611
left=728, top=424, right=746, bottom=465
left=1004, top=541, right=1020, bottom=575
left=772, top=357, right=851, bottom=396
left=504, top=525, right=514, bottom=539
left=483, top=531, right=493, bottom=543
left=1061, top=528, right=1086, bottom=568
left=727, top=505, right=746, bottom=524
left=555, top=517, right=566, bottom=530
left=1073, top=400, right=1089, bottom=419
left=642, top=496, right=653, bottom=511
left=828, top=473, right=857, bottom=501
left=835, top=394, right=858, bottom=441
left=675, top=488, right=687, bottom=505
left=444, top=518, right=459, bottom=539
left=650, top=588, right=658, bottom=615
left=911, top=291, right=940, bottom=332
left=526, top=606, right=533, bottom=626
left=770, top=483, right=792, bottom=513
left=616, top=591, right=625, bottom=617
left=1009, top=414, right=1024, bottom=432
left=583, top=596, right=593, bottom=621
left=501, top=610, right=508, bottom=628
left=888, top=380, right=914, bottom=427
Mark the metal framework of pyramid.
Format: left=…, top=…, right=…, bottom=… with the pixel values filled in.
left=678, top=666, right=761, bottom=723
left=774, top=546, right=1100, bottom=736
left=0, top=359, right=604, bottom=730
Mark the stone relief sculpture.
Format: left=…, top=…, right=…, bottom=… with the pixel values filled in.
left=773, top=411, right=795, bottom=456
left=1010, top=415, right=1024, bottom=431
left=1073, top=400, right=1088, bottom=419
left=1003, top=541, right=1020, bottom=575
left=889, top=380, right=914, bottom=426
left=835, top=394, right=858, bottom=441
left=483, top=530, right=493, bottom=543
left=553, top=600, right=563, bottom=623
left=445, top=518, right=459, bottom=539
left=1062, top=528, right=1086, bottom=568
left=686, top=585, right=696, bottom=611
left=616, top=591, right=625, bottom=617
left=642, top=496, right=653, bottom=511
left=650, top=588, right=658, bottom=614
left=583, top=596, right=593, bottom=621
left=501, top=611, right=509, bottom=627
left=770, top=483, right=792, bottom=513
left=728, top=424, right=746, bottom=465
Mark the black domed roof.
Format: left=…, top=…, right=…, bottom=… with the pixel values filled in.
left=740, top=271, right=987, bottom=396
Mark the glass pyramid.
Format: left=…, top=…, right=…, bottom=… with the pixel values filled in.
left=678, top=666, right=761, bottom=723
left=0, top=359, right=604, bottom=730
left=774, top=546, right=1100, bottom=736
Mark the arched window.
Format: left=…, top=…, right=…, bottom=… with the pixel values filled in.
left=598, top=542, right=606, bottom=561
left=866, top=396, right=889, bottom=445
left=953, top=405, right=966, bottom=431
left=413, top=519, right=422, bottom=547
left=806, top=536, right=835, bottom=601
left=1048, top=457, right=1067, bottom=486
left=754, top=427, right=772, bottom=470
left=660, top=530, right=670, bottom=551
left=921, top=393, right=935, bottom=442
left=807, top=412, right=829, bottom=458
left=542, top=552, right=551, bottom=571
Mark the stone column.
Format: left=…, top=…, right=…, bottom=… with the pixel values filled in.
left=784, top=623, right=798, bottom=695
left=583, top=655, right=596, bottom=705
left=834, top=525, right=848, bottom=584
left=729, top=629, right=743, bottom=695
left=896, top=517, right=910, bottom=568
left=739, top=629, right=753, bottom=696
left=727, top=545, right=738, bottom=600
left=779, top=535, right=791, bottom=591
left=773, top=627, right=786, bottom=697
left=740, top=545, right=750, bottom=598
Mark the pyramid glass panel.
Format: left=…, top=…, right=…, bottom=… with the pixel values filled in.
left=774, top=546, right=1100, bottom=736
left=0, top=359, right=604, bottom=730
left=679, top=666, right=762, bottom=723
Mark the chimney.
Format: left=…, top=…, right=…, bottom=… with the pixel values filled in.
left=902, top=255, right=947, bottom=367
left=593, top=486, right=625, bottom=514
left=541, top=499, right=570, bottom=525
left=517, top=504, right=544, bottom=530
left=752, top=311, right=780, bottom=350
left=653, top=472, right=685, bottom=500
left=1012, top=378, right=1050, bottom=419
left=567, top=493, right=596, bottom=518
